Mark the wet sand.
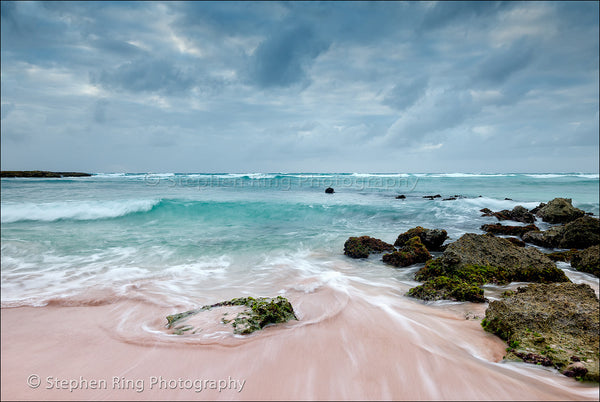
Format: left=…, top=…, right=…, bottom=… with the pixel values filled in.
left=2, top=288, right=598, bottom=401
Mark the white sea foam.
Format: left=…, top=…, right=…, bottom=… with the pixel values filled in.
left=0, top=199, right=160, bottom=223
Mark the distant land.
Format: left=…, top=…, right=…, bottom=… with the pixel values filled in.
left=0, top=171, right=92, bottom=178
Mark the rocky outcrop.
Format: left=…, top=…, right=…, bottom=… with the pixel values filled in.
left=166, top=296, right=298, bottom=335
left=481, top=205, right=535, bottom=223
left=482, top=283, right=599, bottom=381
left=393, top=226, right=448, bottom=251
left=407, top=233, right=569, bottom=302
left=382, top=236, right=431, bottom=267
left=395, top=194, right=406, bottom=199
left=480, top=223, right=539, bottom=236
left=570, top=245, right=600, bottom=277
left=522, top=216, right=599, bottom=249
left=344, top=236, right=395, bottom=259
left=325, top=187, right=334, bottom=194
left=535, top=198, right=585, bottom=224
left=0, top=170, right=92, bottom=178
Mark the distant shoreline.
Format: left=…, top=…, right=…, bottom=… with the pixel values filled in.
left=0, top=170, right=92, bottom=178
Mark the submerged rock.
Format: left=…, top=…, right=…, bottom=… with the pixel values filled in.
left=535, top=198, right=585, bottom=224
left=570, top=245, right=600, bottom=277
left=408, top=233, right=569, bottom=302
left=382, top=236, right=431, bottom=267
left=395, top=194, right=406, bottom=199
left=480, top=223, right=539, bottom=236
left=482, top=283, right=599, bottom=382
left=393, top=226, right=448, bottom=252
left=325, top=187, right=335, bottom=194
left=522, top=216, right=600, bottom=249
left=344, top=236, right=395, bottom=259
left=166, top=296, right=298, bottom=335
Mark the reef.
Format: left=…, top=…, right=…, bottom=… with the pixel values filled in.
left=482, top=283, right=599, bottom=382
left=343, top=236, right=395, bottom=259
left=166, top=296, right=298, bottom=335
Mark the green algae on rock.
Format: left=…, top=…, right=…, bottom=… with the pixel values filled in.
left=383, top=236, right=432, bottom=267
left=482, top=283, right=599, bottom=382
left=522, top=216, right=600, bottom=249
left=407, top=233, right=569, bottom=302
left=534, top=197, right=586, bottom=224
left=393, top=226, right=448, bottom=251
left=166, top=296, right=298, bottom=335
left=343, top=236, right=395, bottom=259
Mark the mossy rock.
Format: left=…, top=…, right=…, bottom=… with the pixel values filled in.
left=482, top=283, right=599, bottom=382
left=383, top=236, right=431, bottom=267
left=393, top=226, right=448, bottom=251
left=570, top=245, right=600, bottom=277
left=407, top=276, right=485, bottom=302
left=546, top=249, right=579, bottom=262
left=343, top=236, right=395, bottom=259
left=407, top=233, right=569, bottom=303
left=166, top=296, right=298, bottom=335
left=535, top=198, right=585, bottom=224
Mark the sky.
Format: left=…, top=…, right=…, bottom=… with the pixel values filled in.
left=1, top=1, right=598, bottom=173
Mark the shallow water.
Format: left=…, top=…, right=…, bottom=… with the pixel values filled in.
left=1, top=173, right=599, bottom=399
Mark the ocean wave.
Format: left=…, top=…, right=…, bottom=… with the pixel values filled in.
left=1, top=199, right=161, bottom=223
left=426, top=173, right=517, bottom=178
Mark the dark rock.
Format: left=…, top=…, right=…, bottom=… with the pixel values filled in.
left=535, top=198, right=585, bottom=224
left=504, top=198, right=513, bottom=200
left=394, top=226, right=448, bottom=252
left=325, top=187, right=334, bottom=194
left=570, top=244, right=599, bottom=277
left=522, top=216, right=599, bottom=249
left=480, top=208, right=493, bottom=216
left=480, top=223, right=539, bottom=236
left=343, top=236, right=395, bottom=259
left=0, top=170, right=92, bottom=178
left=482, top=283, right=599, bottom=381
left=395, top=194, right=406, bottom=199
left=490, top=205, right=536, bottom=223
left=529, top=203, right=546, bottom=215
left=166, top=296, right=297, bottom=335
left=546, top=249, right=578, bottom=262
left=423, top=194, right=441, bottom=200
left=506, top=237, right=526, bottom=247
left=382, top=236, right=431, bottom=267
left=442, top=197, right=457, bottom=201
left=562, top=362, right=589, bottom=378
left=408, top=233, right=569, bottom=303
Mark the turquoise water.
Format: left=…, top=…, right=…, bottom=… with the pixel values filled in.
left=1, top=173, right=598, bottom=307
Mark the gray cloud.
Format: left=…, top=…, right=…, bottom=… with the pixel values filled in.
left=1, top=1, right=597, bottom=173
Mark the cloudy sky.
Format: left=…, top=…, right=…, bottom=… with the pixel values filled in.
left=1, top=1, right=598, bottom=173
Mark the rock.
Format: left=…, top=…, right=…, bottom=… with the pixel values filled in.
left=505, top=198, right=513, bottom=200
left=408, top=233, right=569, bottom=302
left=393, top=226, right=448, bottom=252
left=506, top=237, right=526, bottom=247
left=343, top=236, right=395, bottom=259
left=442, top=197, right=457, bottom=201
left=545, top=249, right=578, bottom=262
left=325, top=187, right=334, bottom=194
left=423, top=194, right=441, bottom=200
left=395, top=194, right=406, bottom=199
left=484, top=205, right=536, bottom=223
left=522, top=216, right=599, bottom=249
left=482, top=283, right=599, bottom=381
left=166, top=296, right=298, bottom=335
left=382, top=236, right=432, bottom=267
left=0, top=170, right=92, bottom=178
left=570, top=245, right=600, bottom=277
left=535, top=198, right=585, bottom=224
left=480, top=223, right=539, bottom=236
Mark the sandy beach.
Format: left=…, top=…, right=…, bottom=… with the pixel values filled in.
left=2, top=287, right=598, bottom=401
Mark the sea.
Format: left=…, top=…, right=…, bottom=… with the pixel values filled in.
left=1, top=172, right=599, bottom=399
